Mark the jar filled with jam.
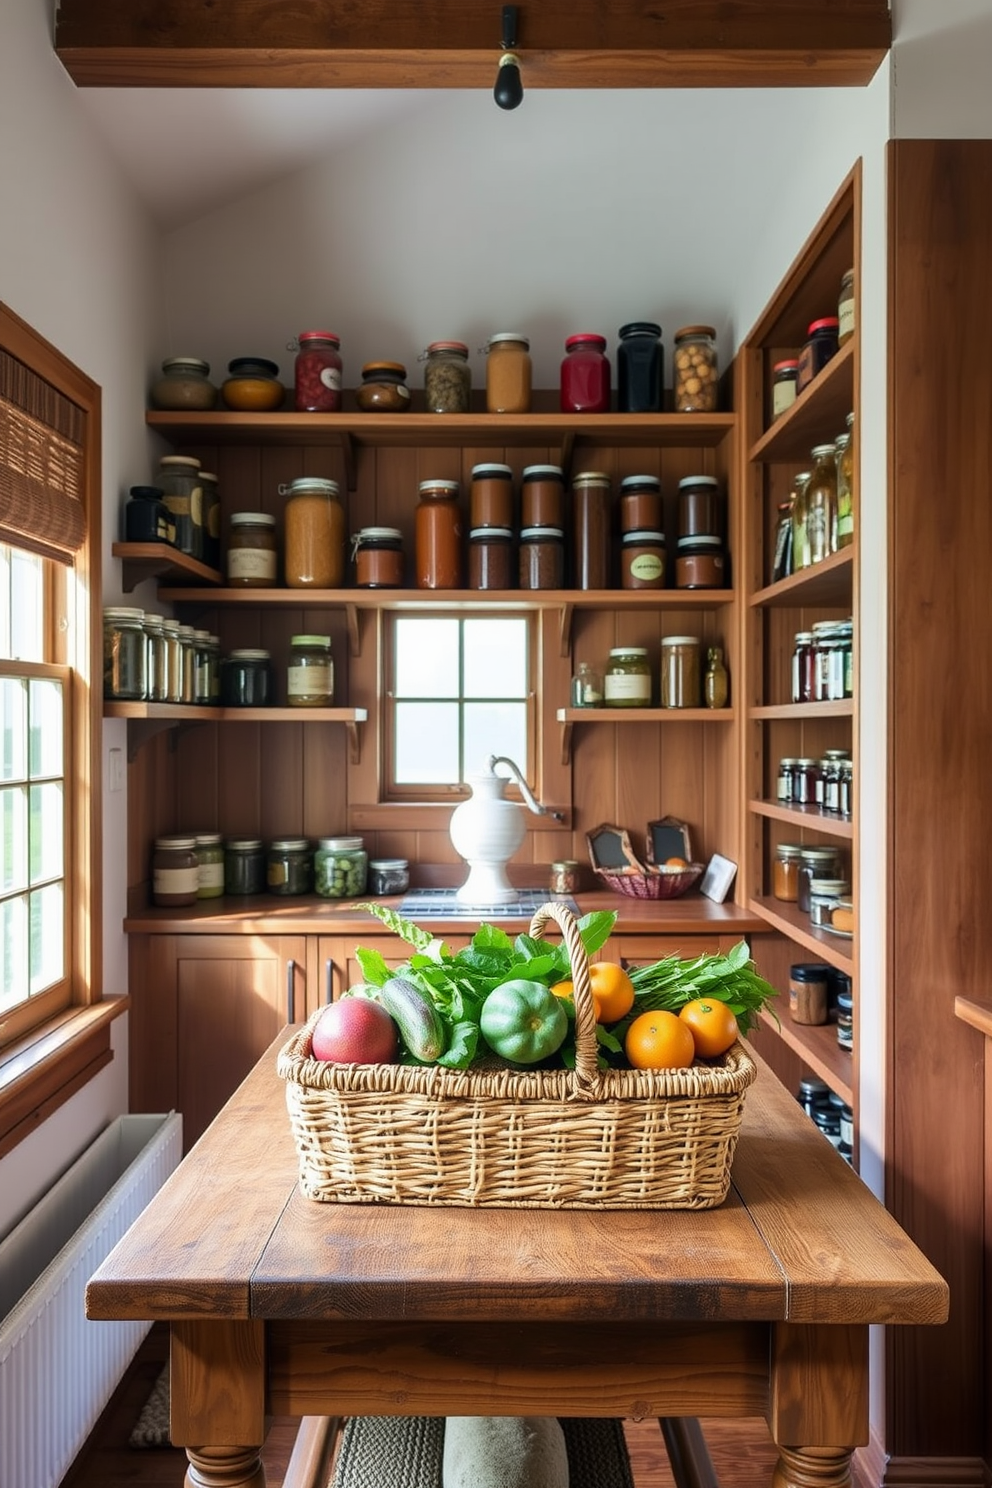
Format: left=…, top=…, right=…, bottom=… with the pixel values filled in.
left=619, top=474, right=661, bottom=534
left=352, top=526, right=405, bottom=587
left=227, top=512, right=278, bottom=587
left=519, top=527, right=564, bottom=590
left=470, top=463, right=515, bottom=529
left=282, top=477, right=345, bottom=589
left=484, top=333, right=532, bottom=413
left=521, top=466, right=564, bottom=529
left=293, top=331, right=342, bottom=412
left=620, top=531, right=666, bottom=590
left=560, top=334, right=610, bottom=414
left=797, top=317, right=839, bottom=394
left=415, top=478, right=463, bottom=588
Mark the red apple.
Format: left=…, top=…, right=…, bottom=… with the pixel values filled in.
left=310, top=996, right=398, bottom=1064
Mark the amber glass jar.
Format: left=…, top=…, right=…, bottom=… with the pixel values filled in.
left=571, top=471, right=611, bottom=590
left=621, top=530, right=666, bottom=590
left=353, top=527, right=405, bottom=587
left=415, top=479, right=463, bottom=588
left=485, top=333, right=532, bottom=413
left=470, top=463, right=514, bottom=528
left=282, top=477, right=345, bottom=588
left=423, top=341, right=471, bottom=413
left=469, top=528, right=515, bottom=590
left=519, top=527, right=564, bottom=590
left=619, top=475, right=661, bottom=534
left=222, top=357, right=285, bottom=411
left=355, top=361, right=411, bottom=412
left=227, top=512, right=277, bottom=587
left=521, top=465, right=565, bottom=529
left=293, top=331, right=342, bottom=412
left=660, top=636, right=702, bottom=708
left=152, top=836, right=199, bottom=907
left=672, top=326, right=718, bottom=412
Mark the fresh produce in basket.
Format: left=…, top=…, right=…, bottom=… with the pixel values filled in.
left=340, top=902, right=777, bottom=1073
left=311, top=996, right=398, bottom=1065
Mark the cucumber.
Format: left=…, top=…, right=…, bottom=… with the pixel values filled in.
left=378, top=976, right=447, bottom=1063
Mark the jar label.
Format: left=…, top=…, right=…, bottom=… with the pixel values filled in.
left=320, top=367, right=342, bottom=392
left=838, top=300, right=855, bottom=341
left=288, top=662, right=333, bottom=698
left=604, top=673, right=651, bottom=703
left=629, top=553, right=664, bottom=581
left=228, top=548, right=278, bottom=581
left=190, top=486, right=203, bottom=526
left=197, top=862, right=225, bottom=890
left=153, top=866, right=199, bottom=895
left=267, top=862, right=288, bottom=886
left=772, top=381, right=797, bottom=418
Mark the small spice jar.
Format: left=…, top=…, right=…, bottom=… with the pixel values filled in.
left=660, top=636, right=702, bottom=709
left=423, top=341, right=471, bottom=413
left=789, top=963, right=831, bottom=1026
left=150, top=356, right=219, bottom=411
left=355, top=360, right=411, bottom=412
left=771, top=359, right=799, bottom=419
left=798, top=1076, right=831, bottom=1120
left=470, top=463, right=515, bottom=528
left=838, top=269, right=856, bottom=345
left=570, top=661, right=604, bottom=707
left=672, top=325, right=719, bottom=412
left=485, top=333, right=532, bottom=413
left=772, top=843, right=803, bottom=902
left=267, top=838, right=313, bottom=896
left=157, top=455, right=204, bottom=562
left=352, top=526, right=405, bottom=587
left=224, top=838, right=266, bottom=896
left=194, top=833, right=225, bottom=900
left=314, top=836, right=368, bottom=899
left=415, top=478, right=463, bottom=589
left=124, top=485, right=173, bottom=545
left=220, top=648, right=272, bottom=707
left=791, top=629, right=816, bottom=703
left=292, top=331, right=342, bottom=412
left=560, top=334, right=611, bottom=414
left=604, top=647, right=651, bottom=708
left=675, top=535, right=725, bottom=589
left=282, top=477, right=345, bottom=588
left=678, top=475, right=723, bottom=539
left=792, top=757, right=819, bottom=806
left=103, top=606, right=148, bottom=701
left=808, top=878, right=852, bottom=931
left=152, top=836, right=200, bottom=907
left=619, top=475, right=662, bottom=534
left=549, top=859, right=580, bottom=895
left=796, top=846, right=842, bottom=913
left=367, top=858, right=410, bottom=896
left=287, top=634, right=334, bottom=707
left=571, top=471, right=612, bottom=590
left=836, top=989, right=854, bottom=1050
left=227, top=512, right=278, bottom=587
left=620, top=530, right=666, bottom=590
left=468, top=527, right=515, bottom=590
left=796, top=318, right=839, bottom=394
left=519, top=527, right=564, bottom=590
left=521, top=466, right=565, bottom=529
left=222, top=356, right=285, bottom=411
left=617, top=321, right=663, bottom=413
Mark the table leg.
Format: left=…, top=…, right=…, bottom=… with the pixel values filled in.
left=184, top=1445, right=267, bottom=1487
left=772, top=1444, right=854, bottom=1488
left=172, top=1320, right=267, bottom=1488
left=768, top=1322, right=867, bottom=1488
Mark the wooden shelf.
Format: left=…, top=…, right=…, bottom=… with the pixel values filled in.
left=748, top=895, right=854, bottom=974
left=749, top=699, right=853, bottom=721
left=556, top=705, right=734, bottom=764
left=754, top=1008, right=853, bottom=1106
left=103, top=702, right=367, bottom=762
left=112, top=542, right=222, bottom=594
left=750, top=548, right=853, bottom=610
left=749, top=798, right=854, bottom=840
left=748, top=339, right=856, bottom=464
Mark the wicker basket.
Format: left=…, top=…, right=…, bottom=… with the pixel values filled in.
left=593, top=863, right=704, bottom=900
left=277, top=902, right=756, bottom=1210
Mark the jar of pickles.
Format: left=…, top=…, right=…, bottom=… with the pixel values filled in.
left=314, top=836, right=368, bottom=899
left=267, top=838, right=313, bottom=896
left=194, top=833, right=225, bottom=900
left=604, top=647, right=651, bottom=708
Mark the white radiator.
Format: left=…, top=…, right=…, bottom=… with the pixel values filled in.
left=0, top=1111, right=182, bottom=1488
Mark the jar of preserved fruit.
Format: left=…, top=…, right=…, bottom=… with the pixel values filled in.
left=485, top=333, right=532, bottom=413
left=571, top=471, right=611, bottom=589
left=672, top=325, right=718, bottom=412
left=104, top=606, right=147, bottom=700
left=468, top=527, right=515, bottom=590
left=836, top=428, right=854, bottom=549
left=314, top=836, right=368, bottom=899
left=157, top=454, right=204, bottom=561
left=797, top=318, right=839, bottom=394
left=791, top=630, right=815, bottom=703
left=355, top=360, right=411, bottom=412
left=267, top=838, right=313, bottom=896
left=352, top=526, right=405, bottom=587
left=287, top=634, right=334, bottom=707
left=143, top=614, right=168, bottom=703
left=772, top=843, right=803, bottom=902
left=772, top=359, right=799, bottom=419
left=790, top=470, right=813, bottom=571
left=678, top=475, right=723, bottom=539
left=470, top=463, right=515, bottom=528
left=227, top=511, right=277, bottom=587
left=220, top=648, right=272, bottom=707
left=620, top=530, right=666, bottom=590
left=660, top=635, right=702, bottom=709
left=519, top=527, right=564, bottom=590
left=604, top=647, right=651, bottom=708
left=675, top=535, right=725, bottom=589
left=560, top=334, right=610, bottom=414
left=619, top=475, right=661, bottom=534
left=194, top=833, right=225, bottom=900
left=423, top=341, right=471, bottom=413
left=149, top=356, right=218, bottom=412
left=805, top=444, right=838, bottom=563
left=224, top=838, right=266, bottom=896
left=124, top=485, right=173, bottom=545
left=549, top=859, right=580, bottom=895
left=221, top=356, right=285, bottom=412
left=617, top=321, right=663, bottom=412
left=293, top=330, right=343, bottom=412
left=838, top=269, right=856, bottom=345
left=367, top=858, right=410, bottom=896
left=521, top=465, right=565, bottom=529
left=282, top=477, right=345, bottom=588
left=416, top=478, right=463, bottom=589
left=152, top=836, right=200, bottom=907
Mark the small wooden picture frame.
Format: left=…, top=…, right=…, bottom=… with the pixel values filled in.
left=700, top=853, right=737, bottom=903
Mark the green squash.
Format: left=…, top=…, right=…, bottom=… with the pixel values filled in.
left=479, top=979, right=568, bottom=1065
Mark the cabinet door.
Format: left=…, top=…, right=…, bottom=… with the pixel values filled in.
left=317, top=933, right=473, bottom=1004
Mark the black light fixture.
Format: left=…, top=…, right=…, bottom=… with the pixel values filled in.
left=493, top=5, right=523, bottom=110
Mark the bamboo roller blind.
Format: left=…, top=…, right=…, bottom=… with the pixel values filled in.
left=0, top=348, right=86, bottom=562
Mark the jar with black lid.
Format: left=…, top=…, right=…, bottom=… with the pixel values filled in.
left=616, top=322, right=663, bottom=413
left=422, top=341, right=471, bottom=413
left=621, top=530, right=666, bottom=590
left=571, top=471, right=611, bottom=590
left=267, top=838, right=313, bottom=896
left=470, top=463, right=514, bottom=529
left=152, top=836, right=199, bottom=907
left=124, top=485, right=173, bottom=545
left=675, top=535, right=725, bottom=589
left=797, top=317, right=840, bottom=394
left=352, top=526, right=405, bottom=587
left=224, top=838, right=266, bottom=896
left=104, top=607, right=147, bottom=701
left=355, top=361, right=411, bottom=413
left=521, top=466, right=564, bottom=529
left=678, top=475, right=722, bottom=538
left=469, top=527, right=515, bottom=590
left=798, top=1075, right=831, bottom=1120
left=227, top=512, right=277, bottom=587
left=519, top=527, right=564, bottom=590
left=619, top=475, right=661, bottom=534
left=220, top=649, right=272, bottom=707
left=157, top=454, right=204, bottom=561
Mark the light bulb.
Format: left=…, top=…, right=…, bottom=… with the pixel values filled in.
left=494, top=52, right=523, bottom=110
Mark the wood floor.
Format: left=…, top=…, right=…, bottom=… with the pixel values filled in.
left=62, top=1324, right=782, bottom=1487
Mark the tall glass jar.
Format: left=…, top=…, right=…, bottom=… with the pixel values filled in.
left=161, top=618, right=182, bottom=703
left=790, top=471, right=813, bottom=571
left=293, top=331, right=342, bottom=412
left=660, top=636, right=702, bottom=708
left=192, top=628, right=212, bottom=704
left=143, top=613, right=168, bottom=702
left=423, top=341, right=471, bottom=413
left=560, top=334, right=610, bottom=414
left=177, top=624, right=196, bottom=704
left=282, top=477, right=345, bottom=588
left=672, top=326, right=718, bottom=412
left=103, top=606, right=147, bottom=701
left=571, top=471, right=611, bottom=589
left=836, top=420, right=854, bottom=548
left=617, top=321, right=663, bottom=412
left=484, top=333, right=532, bottom=413
left=157, top=454, right=204, bottom=561
left=415, top=478, right=463, bottom=588
left=806, top=444, right=839, bottom=563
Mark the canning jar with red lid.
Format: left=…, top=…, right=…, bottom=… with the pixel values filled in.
left=560, top=334, right=610, bottom=414
left=797, top=317, right=839, bottom=393
left=293, top=331, right=342, bottom=412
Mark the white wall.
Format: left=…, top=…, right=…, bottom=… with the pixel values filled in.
left=0, top=0, right=160, bottom=1237
left=892, top=0, right=992, bottom=138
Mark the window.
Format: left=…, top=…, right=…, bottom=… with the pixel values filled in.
left=387, top=615, right=531, bottom=797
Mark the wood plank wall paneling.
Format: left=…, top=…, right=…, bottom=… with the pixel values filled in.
left=887, top=138, right=992, bottom=1462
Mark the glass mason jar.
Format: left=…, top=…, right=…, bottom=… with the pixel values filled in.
left=199, top=469, right=221, bottom=571
left=177, top=625, right=196, bottom=704
left=286, top=634, right=334, bottom=707
left=355, top=360, right=411, bottom=412
left=314, top=836, right=368, bottom=899
left=468, top=527, right=515, bottom=590
left=149, top=356, right=218, bottom=412
left=352, top=526, right=405, bottom=587
left=161, top=618, right=182, bottom=703
left=571, top=471, right=611, bottom=590
left=192, top=628, right=212, bottom=704
left=220, top=648, right=272, bottom=707
left=484, top=333, right=532, bottom=413
left=194, top=833, right=225, bottom=900
left=616, top=321, right=663, bottom=413
left=224, top=838, right=266, bottom=896
left=660, top=635, right=702, bottom=708
left=570, top=661, right=604, bottom=707
left=267, top=838, right=313, bottom=896
left=367, top=858, right=410, bottom=896
left=620, top=530, right=666, bottom=590
left=103, top=606, right=147, bottom=701
left=423, top=341, right=471, bottom=413
left=619, top=475, right=661, bottom=534
left=772, top=842, right=803, bottom=902
left=604, top=647, right=651, bottom=708
left=143, top=613, right=169, bottom=702
left=519, top=526, right=564, bottom=590
left=152, top=836, right=199, bottom=907
left=560, top=334, right=611, bottom=414
left=806, top=444, right=839, bottom=563
left=221, top=356, right=285, bottom=412
left=796, top=846, right=842, bottom=913
left=227, top=511, right=278, bottom=587
left=157, top=454, right=204, bottom=561
left=772, top=359, right=799, bottom=420
left=415, top=478, right=463, bottom=588
left=293, top=330, right=342, bottom=412
left=790, top=471, right=813, bottom=571
left=470, top=463, right=515, bottom=529
left=672, top=325, right=719, bottom=412
left=836, top=426, right=854, bottom=548
left=838, top=269, right=856, bottom=345
left=281, top=477, right=345, bottom=588
left=521, top=465, right=565, bottom=529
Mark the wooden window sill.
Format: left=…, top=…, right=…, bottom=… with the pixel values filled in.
left=0, top=999, right=129, bottom=1160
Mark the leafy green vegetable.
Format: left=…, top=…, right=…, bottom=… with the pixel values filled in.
left=620, top=940, right=779, bottom=1037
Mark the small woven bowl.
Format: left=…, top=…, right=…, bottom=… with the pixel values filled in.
left=595, top=863, right=704, bottom=900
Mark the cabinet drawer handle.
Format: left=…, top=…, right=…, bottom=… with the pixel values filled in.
left=287, top=960, right=296, bottom=1024
left=325, top=959, right=333, bottom=1005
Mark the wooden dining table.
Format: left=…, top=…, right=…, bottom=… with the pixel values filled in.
left=86, top=1031, right=948, bottom=1488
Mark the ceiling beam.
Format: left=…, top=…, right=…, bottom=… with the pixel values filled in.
left=55, top=1, right=891, bottom=90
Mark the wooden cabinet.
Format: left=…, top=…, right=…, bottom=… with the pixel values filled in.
left=737, top=165, right=861, bottom=1133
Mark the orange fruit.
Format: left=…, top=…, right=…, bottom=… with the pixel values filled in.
left=678, top=998, right=739, bottom=1059
left=624, top=1010, right=695, bottom=1070
left=551, top=978, right=602, bottom=1022
left=588, top=962, right=635, bottom=1023
left=664, top=855, right=688, bottom=869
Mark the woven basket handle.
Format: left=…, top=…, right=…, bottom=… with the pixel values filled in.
left=528, top=901, right=599, bottom=1097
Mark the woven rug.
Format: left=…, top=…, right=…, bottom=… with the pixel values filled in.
left=129, top=1362, right=171, bottom=1448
